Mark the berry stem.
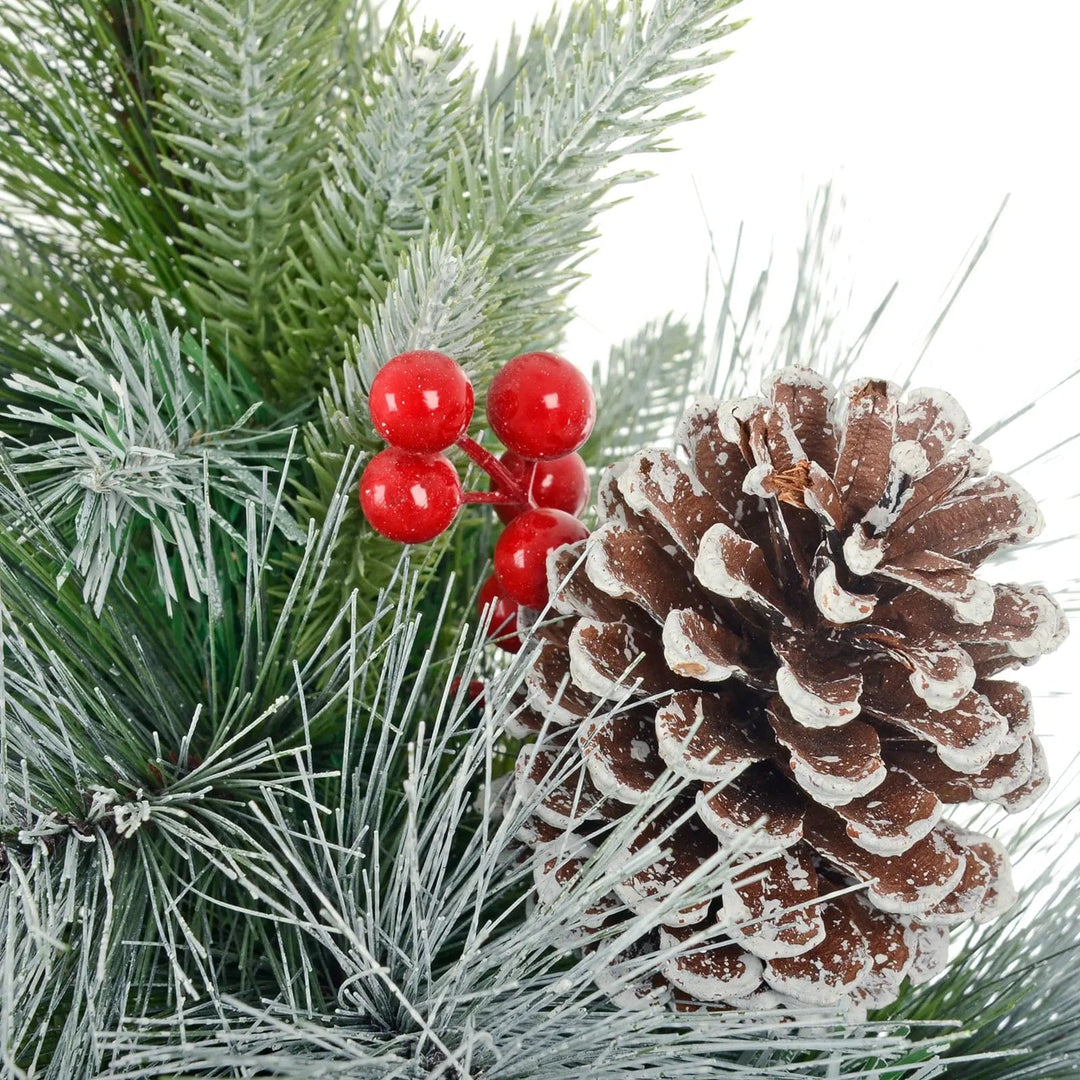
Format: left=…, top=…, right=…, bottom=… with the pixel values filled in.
left=457, top=435, right=531, bottom=503
left=462, top=491, right=526, bottom=506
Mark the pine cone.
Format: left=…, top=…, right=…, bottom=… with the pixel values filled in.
left=514, top=369, right=1067, bottom=1014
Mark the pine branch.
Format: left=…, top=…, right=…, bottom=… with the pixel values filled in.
left=0, top=1, right=185, bottom=324
left=463, top=0, right=745, bottom=353
left=0, top=445, right=395, bottom=1077
left=0, top=501, right=207, bottom=1077
left=80, top=580, right=953, bottom=1079
left=267, top=27, right=480, bottom=403
left=706, top=186, right=897, bottom=399
left=151, top=0, right=351, bottom=396
left=264, top=1, right=746, bottom=408
left=586, top=314, right=705, bottom=478
left=1, top=303, right=300, bottom=616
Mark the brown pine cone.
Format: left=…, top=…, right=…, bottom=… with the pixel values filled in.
left=514, top=369, right=1067, bottom=1014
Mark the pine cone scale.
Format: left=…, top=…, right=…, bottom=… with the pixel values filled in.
left=659, top=928, right=764, bottom=1001
left=772, top=640, right=864, bottom=726
left=619, top=449, right=730, bottom=555
left=766, top=699, right=886, bottom=803
left=722, top=846, right=826, bottom=958
left=833, top=379, right=898, bottom=524
left=697, top=765, right=805, bottom=848
left=654, top=689, right=769, bottom=782
left=763, top=897, right=873, bottom=1006
left=806, top=805, right=966, bottom=913
left=832, top=765, right=943, bottom=855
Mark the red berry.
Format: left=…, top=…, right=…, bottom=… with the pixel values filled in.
left=369, top=350, right=474, bottom=452
left=494, top=508, right=589, bottom=610
left=477, top=574, right=522, bottom=653
left=450, top=677, right=487, bottom=703
left=492, top=449, right=590, bottom=524
left=486, top=352, right=595, bottom=460
left=359, top=448, right=462, bottom=543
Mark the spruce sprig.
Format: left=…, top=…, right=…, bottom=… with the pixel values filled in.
left=152, top=0, right=352, bottom=398
left=267, top=28, right=481, bottom=402
left=587, top=315, right=706, bottom=478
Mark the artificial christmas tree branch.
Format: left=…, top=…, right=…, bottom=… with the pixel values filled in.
left=70, top=573, right=958, bottom=1079
left=588, top=315, right=706, bottom=476
left=2, top=304, right=299, bottom=615
left=152, top=0, right=353, bottom=398
left=0, top=1, right=185, bottom=319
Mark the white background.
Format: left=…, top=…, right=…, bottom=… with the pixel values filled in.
left=416, top=0, right=1080, bottom=813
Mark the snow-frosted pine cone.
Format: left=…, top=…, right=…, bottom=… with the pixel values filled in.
left=512, top=369, right=1068, bottom=1014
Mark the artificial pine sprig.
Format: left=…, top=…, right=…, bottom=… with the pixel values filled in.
left=587, top=314, right=707, bottom=477
left=65, top=569, right=958, bottom=1080
left=1, top=303, right=301, bottom=616
left=152, top=0, right=353, bottom=399
left=268, top=28, right=482, bottom=403
left=0, top=451, right=384, bottom=1076
left=0, top=1, right=186, bottom=327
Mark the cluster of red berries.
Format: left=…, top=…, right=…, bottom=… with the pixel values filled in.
left=359, top=349, right=596, bottom=651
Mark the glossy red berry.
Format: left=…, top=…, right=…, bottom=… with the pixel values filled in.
left=494, top=508, right=589, bottom=610
left=450, top=677, right=487, bottom=704
left=486, top=352, right=596, bottom=461
left=369, top=350, right=474, bottom=452
left=477, top=574, right=522, bottom=653
left=359, top=448, right=462, bottom=543
left=492, top=449, right=590, bottom=524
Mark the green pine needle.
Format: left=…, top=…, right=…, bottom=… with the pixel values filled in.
left=152, top=0, right=352, bottom=398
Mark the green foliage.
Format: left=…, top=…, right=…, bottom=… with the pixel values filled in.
left=1, top=304, right=299, bottom=615
left=0, top=491, right=204, bottom=1076
left=462, top=0, right=746, bottom=355
left=267, top=28, right=481, bottom=401
left=0, top=0, right=184, bottom=324
left=271, top=0, right=746, bottom=408
left=587, top=314, right=705, bottom=477
left=152, top=0, right=351, bottom=398
left=884, top=804, right=1080, bottom=1079
left=0, top=446, right=381, bottom=1078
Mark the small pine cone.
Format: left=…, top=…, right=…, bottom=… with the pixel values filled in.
left=515, top=369, right=1067, bottom=1014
